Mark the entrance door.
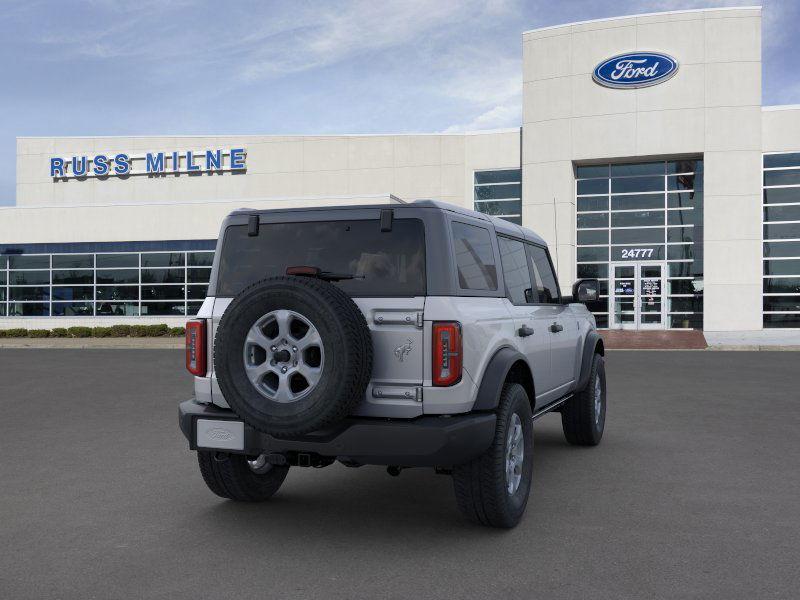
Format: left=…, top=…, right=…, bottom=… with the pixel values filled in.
left=610, top=262, right=666, bottom=330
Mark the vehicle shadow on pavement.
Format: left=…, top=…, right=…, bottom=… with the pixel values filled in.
left=189, top=417, right=578, bottom=539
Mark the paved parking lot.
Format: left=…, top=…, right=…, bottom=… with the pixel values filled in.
left=1, top=349, right=798, bottom=599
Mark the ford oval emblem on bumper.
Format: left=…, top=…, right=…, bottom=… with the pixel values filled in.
left=593, top=52, right=679, bottom=89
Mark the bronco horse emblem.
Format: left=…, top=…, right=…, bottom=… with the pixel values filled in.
left=394, top=338, right=413, bottom=362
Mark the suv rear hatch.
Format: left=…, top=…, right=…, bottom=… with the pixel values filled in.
left=209, top=213, right=427, bottom=418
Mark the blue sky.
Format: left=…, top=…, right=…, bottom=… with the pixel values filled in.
left=1, top=0, right=798, bottom=206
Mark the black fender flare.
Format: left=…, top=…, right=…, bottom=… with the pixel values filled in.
left=472, top=347, right=532, bottom=411
left=576, top=331, right=604, bottom=392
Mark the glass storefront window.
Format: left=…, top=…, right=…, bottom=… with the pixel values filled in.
left=96, top=269, right=138, bottom=284
left=51, top=286, right=93, bottom=301
left=576, top=158, right=704, bottom=329
left=96, top=254, right=138, bottom=268
left=140, top=302, right=186, bottom=316
left=141, top=253, right=185, bottom=268
left=52, top=270, right=93, bottom=284
left=187, top=268, right=211, bottom=283
left=611, top=210, right=665, bottom=228
left=8, top=302, right=49, bottom=316
left=0, top=248, right=215, bottom=318
left=52, top=254, right=94, bottom=269
left=474, top=169, right=522, bottom=225
left=96, top=286, right=138, bottom=301
left=141, top=268, right=184, bottom=283
left=10, top=287, right=50, bottom=301
left=96, top=302, right=138, bottom=316
left=764, top=152, right=800, bottom=329
left=188, top=252, right=214, bottom=266
left=9, top=271, right=50, bottom=285
left=9, top=255, right=49, bottom=269
left=52, top=302, right=94, bottom=316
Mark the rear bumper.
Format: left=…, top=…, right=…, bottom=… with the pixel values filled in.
left=179, top=399, right=496, bottom=467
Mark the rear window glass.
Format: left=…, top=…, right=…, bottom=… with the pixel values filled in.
left=216, top=219, right=426, bottom=297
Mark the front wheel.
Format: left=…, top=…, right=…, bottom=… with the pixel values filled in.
left=197, top=451, right=289, bottom=501
left=561, top=353, right=606, bottom=446
left=452, top=383, right=533, bottom=528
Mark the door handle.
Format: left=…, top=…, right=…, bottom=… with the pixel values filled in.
left=549, top=322, right=563, bottom=333
left=517, top=325, right=534, bottom=338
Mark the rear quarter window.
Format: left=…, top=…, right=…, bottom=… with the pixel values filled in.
left=216, top=218, right=426, bottom=297
left=451, top=222, right=498, bottom=291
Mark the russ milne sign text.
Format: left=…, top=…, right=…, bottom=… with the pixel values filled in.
left=50, top=148, right=246, bottom=179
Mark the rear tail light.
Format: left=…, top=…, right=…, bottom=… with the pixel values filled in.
left=432, top=321, right=462, bottom=386
left=185, top=320, right=207, bottom=376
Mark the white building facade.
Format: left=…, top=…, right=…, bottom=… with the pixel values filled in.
left=2, top=6, right=799, bottom=334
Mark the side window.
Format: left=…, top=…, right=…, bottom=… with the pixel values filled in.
left=451, top=222, right=498, bottom=291
left=498, top=237, right=533, bottom=304
left=526, top=244, right=560, bottom=303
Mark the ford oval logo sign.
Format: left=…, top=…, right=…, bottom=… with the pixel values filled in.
left=593, top=52, right=679, bottom=89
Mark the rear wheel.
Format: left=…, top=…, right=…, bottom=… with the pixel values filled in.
left=197, top=451, right=289, bottom=501
left=561, top=353, right=606, bottom=446
left=452, top=383, right=533, bottom=528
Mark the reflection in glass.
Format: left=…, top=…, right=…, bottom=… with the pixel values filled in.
left=96, top=302, right=139, bottom=316
left=140, top=302, right=186, bottom=316
left=52, top=270, right=93, bottom=284
left=96, top=286, right=138, bottom=301
left=577, top=212, right=609, bottom=229
left=96, top=254, right=137, bottom=268
left=8, top=302, right=49, bottom=316
left=52, top=302, right=94, bottom=316
left=9, top=271, right=50, bottom=285
left=9, top=255, right=48, bottom=269
left=52, top=286, right=93, bottom=301
left=52, top=254, right=93, bottom=269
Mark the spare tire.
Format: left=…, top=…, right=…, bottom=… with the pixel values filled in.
left=214, top=276, right=373, bottom=437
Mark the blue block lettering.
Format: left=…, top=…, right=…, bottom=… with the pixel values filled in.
left=205, top=149, right=221, bottom=170
left=50, top=158, right=65, bottom=177
left=146, top=152, right=165, bottom=173
left=114, top=153, right=130, bottom=175
left=93, top=154, right=109, bottom=176
left=230, top=148, right=246, bottom=170
left=72, top=156, right=88, bottom=177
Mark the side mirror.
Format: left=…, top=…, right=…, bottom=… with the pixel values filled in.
left=572, top=278, right=599, bottom=304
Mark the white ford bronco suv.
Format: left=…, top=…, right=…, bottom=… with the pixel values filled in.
left=179, top=199, right=605, bottom=528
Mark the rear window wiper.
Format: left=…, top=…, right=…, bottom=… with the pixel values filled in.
left=285, top=266, right=365, bottom=282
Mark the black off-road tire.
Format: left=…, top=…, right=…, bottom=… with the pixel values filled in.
left=197, top=451, right=289, bottom=502
left=452, top=383, right=534, bottom=528
left=561, top=353, right=606, bottom=446
left=214, top=276, right=373, bottom=437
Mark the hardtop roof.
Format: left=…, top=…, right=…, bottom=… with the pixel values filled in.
left=229, top=199, right=547, bottom=246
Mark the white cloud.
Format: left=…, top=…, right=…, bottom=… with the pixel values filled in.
left=442, top=103, right=521, bottom=132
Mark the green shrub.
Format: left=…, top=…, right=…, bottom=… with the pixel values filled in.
left=92, top=327, right=113, bottom=338
left=168, top=326, right=186, bottom=337
left=0, top=330, right=6, bottom=338
left=67, top=326, right=92, bottom=338
left=50, top=328, right=69, bottom=338
left=145, top=324, right=169, bottom=337
left=109, top=324, right=132, bottom=337
left=28, top=329, right=51, bottom=338
left=4, top=328, right=28, bottom=338
left=130, top=325, right=149, bottom=337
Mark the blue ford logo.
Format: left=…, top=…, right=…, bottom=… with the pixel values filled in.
left=593, top=52, right=678, bottom=89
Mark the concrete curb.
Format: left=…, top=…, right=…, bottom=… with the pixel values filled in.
left=707, top=345, right=800, bottom=351
left=0, top=338, right=184, bottom=349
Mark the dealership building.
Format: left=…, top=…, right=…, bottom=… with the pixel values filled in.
left=2, top=6, right=799, bottom=336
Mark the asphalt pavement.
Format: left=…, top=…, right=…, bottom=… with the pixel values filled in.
left=1, top=349, right=798, bottom=599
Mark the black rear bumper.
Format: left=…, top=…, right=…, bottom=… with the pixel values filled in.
left=179, top=399, right=496, bottom=467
